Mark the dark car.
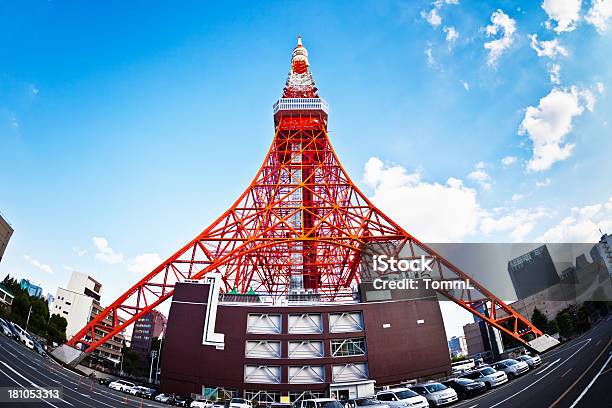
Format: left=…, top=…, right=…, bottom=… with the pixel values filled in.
left=172, top=395, right=189, bottom=406
left=7, top=322, right=21, bottom=341
left=32, top=340, right=46, bottom=356
left=98, top=378, right=112, bottom=386
left=141, top=388, right=159, bottom=399
left=442, top=378, right=487, bottom=399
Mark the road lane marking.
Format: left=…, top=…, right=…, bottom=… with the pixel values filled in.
left=542, top=339, right=591, bottom=359
left=596, top=339, right=602, bottom=346
left=568, top=352, right=612, bottom=408
left=0, top=366, right=61, bottom=408
left=466, top=405, right=478, bottom=408
left=488, top=338, right=592, bottom=408
left=561, top=368, right=572, bottom=377
left=549, top=339, right=612, bottom=408
left=536, top=358, right=561, bottom=375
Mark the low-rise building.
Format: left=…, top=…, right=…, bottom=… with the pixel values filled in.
left=0, top=284, right=14, bottom=313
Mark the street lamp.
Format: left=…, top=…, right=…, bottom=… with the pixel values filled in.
left=154, top=326, right=166, bottom=383
left=149, top=350, right=158, bottom=383
left=25, top=305, right=33, bottom=332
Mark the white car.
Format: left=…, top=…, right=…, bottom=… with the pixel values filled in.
left=461, top=367, right=508, bottom=389
left=516, top=354, right=542, bottom=369
left=108, top=380, right=135, bottom=392
left=155, top=393, right=173, bottom=403
left=376, top=387, right=429, bottom=408
left=11, top=323, right=34, bottom=349
left=492, top=359, right=530, bottom=379
left=410, top=383, right=458, bottom=407
left=294, top=399, right=344, bottom=408
left=229, top=398, right=252, bottom=408
left=191, top=401, right=213, bottom=408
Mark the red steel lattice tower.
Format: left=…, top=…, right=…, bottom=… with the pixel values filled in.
left=68, top=37, right=544, bottom=353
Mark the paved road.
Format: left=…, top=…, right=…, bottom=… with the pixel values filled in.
left=0, top=316, right=609, bottom=407
left=0, top=332, right=169, bottom=408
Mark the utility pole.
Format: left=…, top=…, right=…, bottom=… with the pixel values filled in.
left=154, top=328, right=165, bottom=383
left=25, top=306, right=33, bottom=332
left=148, top=350, right=157, bottom=383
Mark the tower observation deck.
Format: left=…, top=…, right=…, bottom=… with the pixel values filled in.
left=65, top=36, right=557, bottom=355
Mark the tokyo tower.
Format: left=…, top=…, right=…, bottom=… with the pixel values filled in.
left=67, top=36, right=554, bottom=355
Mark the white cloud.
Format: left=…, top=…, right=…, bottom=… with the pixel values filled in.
left=512, top=193, right=524, bottom=201
left=10, top=115, right=19, bottom=129
left=480, top=207, right=550, bottom=241
left=501, top=156, right=517, bottom=166
left=529, top=34, right=569, bottom=58
left=467, top=161, right=492, bottom=190
left=536, top=178, right=551, bottom=187
left=425, top=43, right=436, bottom=67
left=585, top=0, right=612, bottom=33
left=421, top=8, right=442, bottom=27
left=542, top=0, right=582, bottom=33
left=72, top=247, right=87, bottom=257
left=460, top=80, right=469, bottom=90
left=364, top=157, right=480, bottom=242
left=30, top=85, right=39, bottom=96
left=549, top=63, right=561, bottom=84
left=127, top=253, right=163, bottom=274
left=62, top=265, right=75, bottom=272
left=92, top=236, right=124, bottom=264
left=23, top=255, right=53, bottom=274
left=519, top=87, right=595, bottom=172
left=537, top=197, right=612, bottom=241
left=444, top=26, right=459, bottom=43
left=596, top=82, right=605, bottom=93
left=484, top=10, right=517, bottom=67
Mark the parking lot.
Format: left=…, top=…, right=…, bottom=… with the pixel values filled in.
left=0, top=316, right=609, bottom=407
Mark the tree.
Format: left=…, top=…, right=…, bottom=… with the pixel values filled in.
left=547, top=319, right=559, bottom=335
left=556, top=311, right=574, bottom=339
left=48, top=314, right=68, bottom=344
left=531, top=308, right=549, bottom=333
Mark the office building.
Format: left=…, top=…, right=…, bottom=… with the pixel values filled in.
left=590, top=233, right=612, bottom=276
left=131, top=310, right=167, bottom=363
left=0, top=213, right=13, bottom=263
left=20, top=279, right=43, bottom=298
left=448, top=335, right=467, bottom=357
left=508, top=245, right=561, bottom=300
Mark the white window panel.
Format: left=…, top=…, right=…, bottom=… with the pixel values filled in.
left=288, top=341, right=324, bottom=358
left=245, top=341, right=281, bottom=359
left=329, top=312, right=364, bottom=333
left=332, top=363, right=369, bottom=383
left=288, top=365, right=325, bottom=384
left=247, top=314, right=281, bottom=334
left=244, top=365, right=281, bottom=384
left=288, top=314, right=323, bottom=334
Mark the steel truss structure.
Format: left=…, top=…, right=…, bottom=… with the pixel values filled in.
left=68, top=36, right=543, bottom=353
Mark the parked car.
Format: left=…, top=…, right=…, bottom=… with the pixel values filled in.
left=108, top=380, right=135, bottom=392
left=98, top=377, right=112, bottom=386
left=0, top=320, right=13, bottom=337
left=294, top=399, right=344, bottom=408
left=191, top=401, right=213, bottom=408
left=155, top=393, right=173, bottom=403
left=128, top=386, right=149, bottom=396
left=410, top=382, right=458, bottom=407
left=22, top=333, right=35, bottom=350
left=141, top=388, right=159, bottom=399
left=229, top=398, right=252, bottom=408
left=346, top=397, right=390, bottom=408
left=516, top=354, right=542, bottom=369
left=32, top=340, right=46, bottom=356
left=441, top=378, right=487, bottom=399
left=461, top=367, right=508, bottom=389
left=491, top=359, right=529, bottom=379
left=173, top=396, right=190, bottom=406
left=7, top=322, right=21, bottom=340
left=376, top=387, right=429, bottom=408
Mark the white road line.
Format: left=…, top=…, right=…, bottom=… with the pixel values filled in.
left=568, top=352, right=612, bottom=408
left=488, top=338, right=591, bottom=408
left=0, top=366, right=62, bottom=408
left=536, top=358, right=561, bottom=375
left=0, top=361, right=74, bottom=406
left=465, top=405, right=478, bottom=408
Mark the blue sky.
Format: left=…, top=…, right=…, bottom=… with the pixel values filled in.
left=1, top=1, right=611, bottom=339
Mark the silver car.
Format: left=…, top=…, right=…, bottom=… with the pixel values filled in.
left=491, top=359, right=530, bottom=379
left=347, top=398, right=390, bottom=408
left=410, top=383, right=458, bottom=407
left=516, top=354, right=542, bottom=369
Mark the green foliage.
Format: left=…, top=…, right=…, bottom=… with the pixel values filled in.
left=1, top=274, right=67, bottom=344
left=547, top=319, right=559, bottom=335
left=451, top=355, right=466, bottom=363
left=531, top=308, right=549, bottom=333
